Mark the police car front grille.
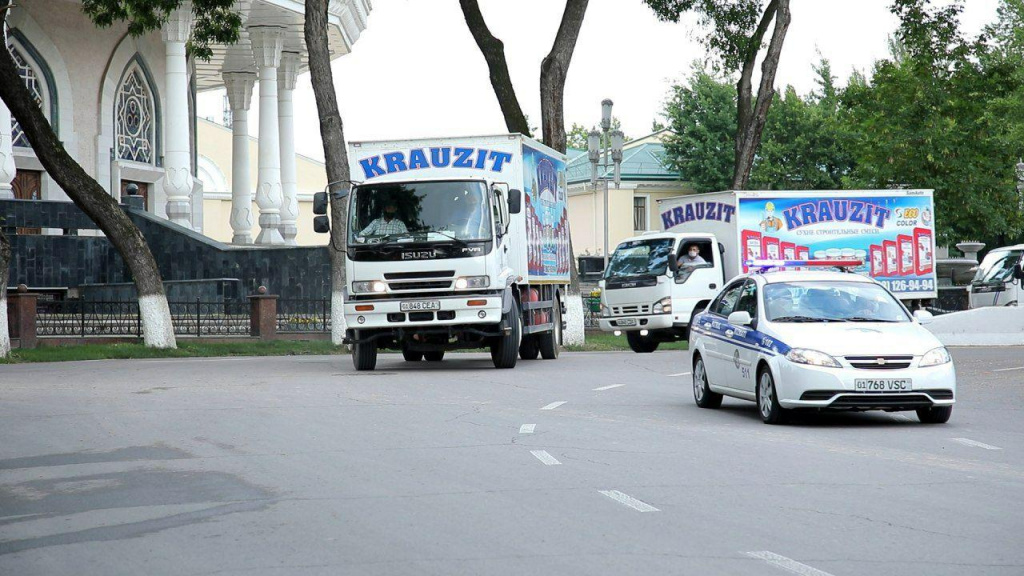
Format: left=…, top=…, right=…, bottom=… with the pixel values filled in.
left=828, top=394, right=933, bottom=409
left=612, top=305, right=651, bottom=316
left=845, top=356, right=913, bottom=370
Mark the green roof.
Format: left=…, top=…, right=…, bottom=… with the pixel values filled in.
left=566, top=142, right=679, bottom=185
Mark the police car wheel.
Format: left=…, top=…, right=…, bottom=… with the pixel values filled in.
left=916, top=405, right=952, bottom=424
left=757, top=368, right=788, bottom=424
left=692, top=354, right=722, bottom=409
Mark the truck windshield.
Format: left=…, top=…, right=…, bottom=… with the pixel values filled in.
left=349, top=181, right=492, bottom=244
left=764, top=281, right=910, bottom=323
left=973, top=250, right=1022, bottom=284
left=605, top=238, right=674, bottom=278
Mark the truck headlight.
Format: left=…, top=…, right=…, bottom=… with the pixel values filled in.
left=454, top=276, right=490, bottom=289
left=601, top=305, right=610, bottom=317
left=920, top=346, right=952, bottom=367
left=352, top=281, right=387, bottom=294
left=653, top=297, right=672, bottom=314
left=785, top=348, right=841, bottom=368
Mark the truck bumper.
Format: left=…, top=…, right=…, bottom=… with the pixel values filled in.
left=599, top=314, right=675, bottom=332
left=345, top=294, right=503, bottom=331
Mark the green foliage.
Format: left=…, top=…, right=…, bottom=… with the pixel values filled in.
left=565, top=117, right=629, bottom=150
left=0, top=340, right=346, bottom=364
left=82, top=0, right=241, bottom=60
left=643, top=0, right=765, bottom=71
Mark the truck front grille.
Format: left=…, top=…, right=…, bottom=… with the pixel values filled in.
left=388, top=281, right=453, bottom=291
left=385, top=270, right=455, bottom=280
left=612, top=305, right=651, bottom=316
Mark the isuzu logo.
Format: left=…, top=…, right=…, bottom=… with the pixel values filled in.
left=876, top=358, right=887, bottom=366
left=621, top=282, right=637, bottom=288
left=401, top=250, right=436, bottom=260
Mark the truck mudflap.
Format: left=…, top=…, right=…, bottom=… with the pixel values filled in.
left=344, top=324, right=511, bottom=345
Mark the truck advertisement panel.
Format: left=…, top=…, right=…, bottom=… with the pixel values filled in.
left=737, top=194, right=937, bottom=298
left=522, top=144, right=571, bottom=282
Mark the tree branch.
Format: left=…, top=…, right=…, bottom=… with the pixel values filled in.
left=459, top=0, right=530, bottom=135
left=540, top=0, right=589, bottom=153
left=735, top=0, right=778, bottom=155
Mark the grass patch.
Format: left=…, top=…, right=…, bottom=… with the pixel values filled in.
left=567, top=331, right=689, bottom=352
left=0, top=340, right=346, bottom=364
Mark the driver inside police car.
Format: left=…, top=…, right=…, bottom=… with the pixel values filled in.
left=360, top=201, right=408, bottom=236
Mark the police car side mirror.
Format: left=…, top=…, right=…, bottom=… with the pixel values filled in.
left=508, top=189, right=522, bottom=214
left=913, top=309, right=933, bottom=324
left=313, top=192, right=328, bottom=215
left=728, top=311, right=753, bottom=326
left=313, top=215, right=330, bottom=234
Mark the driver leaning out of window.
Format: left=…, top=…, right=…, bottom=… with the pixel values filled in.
left=360, top=202, right=408, bottom=236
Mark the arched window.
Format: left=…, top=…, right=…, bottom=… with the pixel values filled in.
left=116, top=63, right=156, bottom=164
left=7, top=42, right=51, bottom=149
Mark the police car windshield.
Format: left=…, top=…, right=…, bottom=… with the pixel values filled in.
left=605, top=238, right=674, bottom=279
left=349, top=181, right=491, bottom=244
left=764, top=281, right=910, bottom=323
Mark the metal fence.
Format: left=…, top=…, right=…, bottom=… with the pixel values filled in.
left=167, top=299, right=251, bottom=336
left=277, top=298, right=331, bottom=333
left=583, top=296, right=602, bottom=328
left=37, top=298, right=253, bottom=337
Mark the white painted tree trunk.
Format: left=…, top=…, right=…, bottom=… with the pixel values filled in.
left=332, top=290, right=348, bottom=346
left=0, top=294, right=10, bottom=358
left=139, top=294, right=177, bottom=348
left=563, top=292, right=585, bottom=347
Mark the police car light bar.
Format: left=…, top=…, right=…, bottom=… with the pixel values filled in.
left=746, top=259, right=863, bottom=273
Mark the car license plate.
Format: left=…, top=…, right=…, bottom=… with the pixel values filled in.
left=855, top=378, right=912, bottom=392
left=400, top=300, right=440, bottom=312
left=616, top=318, right=637, bottom=327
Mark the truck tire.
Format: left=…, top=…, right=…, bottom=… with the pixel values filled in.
left=519, top=336, right=540, bottom=360
left=627, top=331, right=659, bottom=353
left=491, top=300, right=521, bottom=369
left=352, top=334, right=378, bottom=371
left=538, top=302, right=561, bottom=359
left=402, top=348, right=423, bottom=362
left=424, top=351, right=445, bottom=362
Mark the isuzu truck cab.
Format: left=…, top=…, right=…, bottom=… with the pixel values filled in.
left=599, top=232, right=725, bottom=353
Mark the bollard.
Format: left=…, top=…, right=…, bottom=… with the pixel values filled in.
left=248, top=286, right=278, bottom=341
left=7, top=284, right=38, bottom=349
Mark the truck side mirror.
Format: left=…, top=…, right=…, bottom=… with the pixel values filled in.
left=508, top=189, right=522, bottom=214
left=1015, top=262, right=1024, bottom=280
left=313, top=215, right=330, bottom=234
left=313, top=192, right=328, bottom=215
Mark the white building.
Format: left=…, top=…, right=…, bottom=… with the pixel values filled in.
left=0, top=0, right=370, bottom=245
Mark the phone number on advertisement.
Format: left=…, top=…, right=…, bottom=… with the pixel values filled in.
left=877, top=278, right=935, bottom=293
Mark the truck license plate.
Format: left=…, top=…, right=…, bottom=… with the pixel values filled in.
left=855, top=379, right=912, bottom=392
left=616, top=318, right=637, bottom=327
left=400, top=300, right=441, bottom=312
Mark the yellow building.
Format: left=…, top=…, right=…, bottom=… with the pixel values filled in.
left=566, top=130, right=697, bottom=263
left=197, top=118, right=326, bottom=246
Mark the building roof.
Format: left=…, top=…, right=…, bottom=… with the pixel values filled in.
left=565, top=130, right=679, bottom=185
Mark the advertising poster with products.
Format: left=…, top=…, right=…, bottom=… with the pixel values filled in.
left=522, top=144, right=571, bottom=282
left=737, top=193, right=937, bottom=298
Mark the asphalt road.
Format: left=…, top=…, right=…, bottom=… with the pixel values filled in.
left=1, top=346, right=1022, bottom=576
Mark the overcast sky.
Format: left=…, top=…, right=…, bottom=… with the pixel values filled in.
left=197, top=0, right=1001, bottom=161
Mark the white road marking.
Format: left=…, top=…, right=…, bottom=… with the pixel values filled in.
left=951, top=438, right=1002, bottom=450
left=519, top=424, right=536, bottom=434
left=668, top=372, right=691, bottom=377
left=593, top=384, right=625, bottom=391
left=540, top=401, right=566, bottom=410
left=598, top=490, right=660, bottom=512
left=993, top=365, right=1024, bottom=372
left=745, top=551, right=836, bottom=576
left=530, top=450, right=561, bottom=465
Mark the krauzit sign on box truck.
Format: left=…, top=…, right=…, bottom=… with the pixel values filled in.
left=657, top=190, right=938, bottom=301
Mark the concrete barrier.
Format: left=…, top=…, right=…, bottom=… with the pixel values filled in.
left=925, top=306, right=1024, bottom=346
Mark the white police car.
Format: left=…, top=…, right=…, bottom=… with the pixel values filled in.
left=689, top=260, right=956, bottom=424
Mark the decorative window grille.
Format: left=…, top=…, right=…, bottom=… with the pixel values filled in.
left=9, top=46, right=46, bottom=148
left=633, top=196, right=647, bottom=231
left=116, top=68, right=155, bottom=164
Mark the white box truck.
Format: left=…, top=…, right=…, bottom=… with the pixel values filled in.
left=599, top=190, right=939, bottom=352
left=336, top=134, right=571, bottom=370
left=967, top=244, right=1024, bottom=308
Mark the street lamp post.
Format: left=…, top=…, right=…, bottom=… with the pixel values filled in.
left=588, top=99, right=624, bottom=270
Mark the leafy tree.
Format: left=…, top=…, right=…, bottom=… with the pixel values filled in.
left=82, top=0, right=239, bottom=60
left=645, top=0, right=792, bottom=189
left=565, top=117, right=629, bottom=150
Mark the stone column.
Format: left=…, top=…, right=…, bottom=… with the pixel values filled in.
left=248, top=26, right=286, bottom=245
left=278, top=52, right=301, bottom=245
left=161, top=2, right=195, bottom=227
left=223, top=71, right=256, bottom=244
left=0, top=98, right=15, bottom=200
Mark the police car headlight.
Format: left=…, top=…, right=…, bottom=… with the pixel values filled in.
left=785, top=348, right=841, bottom=368
left=454, top=276, right=489, bottom=289
left=653, top=297, right=672, bottom=314
left=920, top=346, right=952, bottom=367
left=352, top=281, right=386, bottom=294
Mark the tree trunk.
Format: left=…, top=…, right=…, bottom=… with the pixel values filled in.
left=0, top=4, right=176, bottom=348
left=732, top=0, right=790, bottom=190
left=459, top=0, right=531, bottom=136
left=0, top=229, right=10, bottom=358
left=305, top=0, right=350, bottom=345
left=538, top=0, right=589, bottom=346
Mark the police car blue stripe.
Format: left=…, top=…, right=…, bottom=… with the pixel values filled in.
left=691, top=313, right=791, bottom=356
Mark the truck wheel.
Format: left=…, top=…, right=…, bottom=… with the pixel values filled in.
left=627, top=331, right=659, bottom=353
left=519, top=336, right=540, bottom=360
left=424, top=351, right=445, bottom=362
left=491, top=300, right=521, bottom=369
left=352, top=334, right=378, bottom=371
left=538, top=302, right=561, bottom=359
left=402, top=348, right=423, bottom=362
